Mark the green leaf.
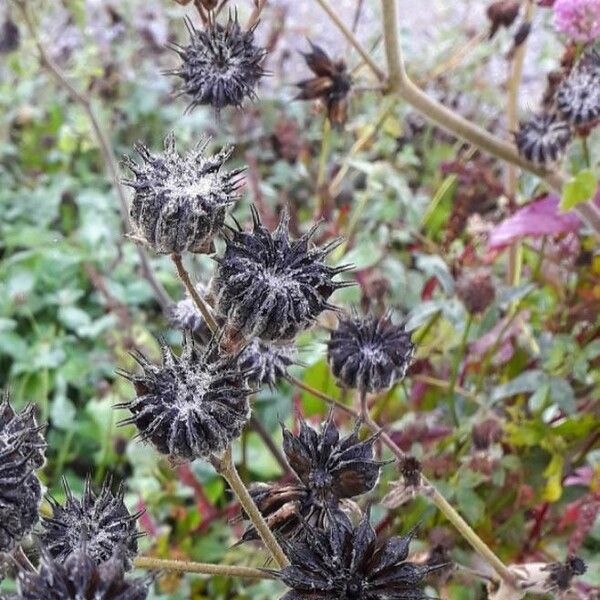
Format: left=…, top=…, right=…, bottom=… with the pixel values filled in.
left=560, top=169, right=598, bottom=211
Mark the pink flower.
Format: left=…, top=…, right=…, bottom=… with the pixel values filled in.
left=554, top=0, right=600, bottom=42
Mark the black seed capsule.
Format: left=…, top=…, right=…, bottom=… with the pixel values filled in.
left=123, top=133, right=243, bottom=255
left=515, top=112, right=571, bottom=165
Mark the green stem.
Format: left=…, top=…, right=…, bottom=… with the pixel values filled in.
left=447, top=314, right=473, bottom=426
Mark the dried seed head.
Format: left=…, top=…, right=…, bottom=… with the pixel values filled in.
left=0, top=394, right=46, bottom=553
left=236, top=339, right=296, bottom=388
left=327, top=312, right=414, bottom=393
left=277, top=512, right=439, bottom=600
left=166, top=297, right=213, bottom=341
left=169, top=16, right=267, bottom=112
left=556, top=62, right=600, bottom=125
left=118, top=336, right=252, bottom=460
left=545, top=555, right=587, bottom=591
left=401, top=456, right=422, bottom=487
left=40, top=477, right=141, bottom=568
left=213, top=207, right=351, bottom=341
left=456, top=269, right=496, bottom=315
left=296, top=42, right=353, bottom=126
left=515, top=112, right=571, bottom=165
left=243, top=414, right=384, bottom=541
left=123, top=133, right=242, bottom=255
left=13, top=547, right=149, bottom=600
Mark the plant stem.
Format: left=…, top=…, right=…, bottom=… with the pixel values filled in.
left=313, top=0, right=385, bottom=81
left=15, top=0, right=171, bottom=310
left=214, top=447, right=289, bottom=568
left=285, top=374, right=355, bottom=416
left=134, top=556, right=274, bottom=579
left=249, top=415, right=290, bottom=474
left=315, top=117, right=332, bottom=218
left=290, top=379, right=517, bottom=586
left=13, top=546, right=36, bottom=573
left=171, top=254, right=219, bottom=334
left=447, top=314, right=473, bottom=426
left=246, top=0, right=268, bottom=29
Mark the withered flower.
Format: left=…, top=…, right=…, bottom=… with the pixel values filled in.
left=12, top=547, right=149, bottom=600
left=212, top=206, right=351, bottom=341
left=123, top=133, right=243, bottom=255
left=515, top=112, right=571, bottom=165
left=236, top=339, right=296, bottom=388
left=327, top=312, right=414, bottom=393
left=118, top=335, right=252, bottom=461
left=276, top=512, right=439, bottom=599
left=41, top=477, right=142, bottom=568
left=296, top=42, right=352, bottom=126
left=168, top=16, right=267, bottom=112
left=456, top=269, right=496, bottom=315
left=243, top=414, right=385, bottom=541
left=0, top=394, right=46, bottom=553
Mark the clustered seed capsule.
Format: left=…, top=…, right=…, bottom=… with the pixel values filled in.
left=212, top=207, right=351, bottom=341
left=327, top=312, right=414, bottom=393
left=118, top=335, right=252, bottom=460
left=168, top=16, right=267, bottom=112
left=0, top=394, right=46, bottom=553
left=243, top=414, right=385, bottom=542
left=10, top=548, right=149, bottom=600
left=123, top=133, right=243, bottom=255
left=296, top=42, right=353, bottom=126
left=276, top=512, right=441, bottom=600
left=515, top=112, right=572, bottom=165
left=41, top=477, right=141, bottom=568
left=556, top=50, right=600, bottom=126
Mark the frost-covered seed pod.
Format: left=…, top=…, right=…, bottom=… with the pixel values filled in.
left=514, top=112, right=571, bottom=165
left=556, top=66, right=600, bottom=126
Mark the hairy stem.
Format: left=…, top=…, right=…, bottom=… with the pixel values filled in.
left=313, top=0, right=385, bottom=81
left=16, top=0, right=171, bottom=309
left=171, top=254, right=219, bottom=334
left=292, top=378, right=517, bottom=586
left=214, top=446, right=289, bottom=568
left=134, top=556, right=274, bottom=579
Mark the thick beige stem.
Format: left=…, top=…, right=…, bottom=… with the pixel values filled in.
left=134, top=556, right=274, bottom=579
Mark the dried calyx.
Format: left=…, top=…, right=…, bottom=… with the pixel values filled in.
left=118, top=335, right=252, bottom=461
left=275, top=511, right=441, bottom=600
left=0, top=394, right=46, bottom=553
left=327, top=312, right=414, bottom=393
left=168, top=15, right=267, bottom=112
left=123, top=133, right=243, bottom=255
left=296, top=42, right=353, bottom=126
left=243, top=413, right=385, bottom=542
left=212, top=206, right=352, bottom=341
left=40, top=477, right=142, bottom=568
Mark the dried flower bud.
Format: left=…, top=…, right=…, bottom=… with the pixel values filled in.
left=168, top=16, right=267, bottom=112
left=166, top=297, right=214, bottom=342
left=515, top=112, right=572, bottom=165
left=243, top=414, right=385, bottom=541
left=213, top=206, right=351, bottom=341
left=556, top=63, right=600, bottom=126
left=13, top=547, right=149, bottom=600
left=546, top=555, right=587, bottom=591
left=456, top=269, right=496, bottom=315
left=118, top=335, right=252, bottom=460
left=40, top=477, right=141, bottom=568
left=0, top=394, right=46, bottom=553
left=275, top=512, right=440, bottom=600
left=123, top=133, right=242, bottom=255
left=401, top=456, right=422, bottom=487
left=296, top=42, right=353, bottom=126
left=487, top=1, right=521, bottom=38
left=0, top=19, right=19, bottom=54
left=472, top=418, right=502, bottom=450
left=327, top=312, right=414, bottom=393
left=236, top=339, right=295, bottom=388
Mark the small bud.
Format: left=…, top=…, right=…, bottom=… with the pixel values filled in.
left=456, top=269, right=496, bottom=315
left=401, top=456, right=422, bottom=487
left=487, top=1, right=520, bottom=38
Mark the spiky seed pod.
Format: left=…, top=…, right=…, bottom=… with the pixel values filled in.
left=275, top=512, right=440, bottom=600
left=327, top=312, right=414, bottom=393
left=556, top=66, right=600, bottom=126
left=168, top=16, right=267, bottom=112
left=0, top=395, right=46, bottom=553
left=456, top=269, right=496, bottom=315
left=123, top=133, right=243, bottom=255
left=545, top=555, right=587, bottom=591
left=236, top=339, right=296, bottom=388
left=118, top=335, right=252, bottom=460
left=13, top=547, right=149, bottom=600
left=514, top=112, right=571, bottom=165
left=401, top=456, right=422, bottom=487
left=213, top=207, right=352, bottom=341
left=296, top=42, right=353, bottom=126
left=40, top=477, right=141, bottom=568
left=243, top=414, right=385, bottom=542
